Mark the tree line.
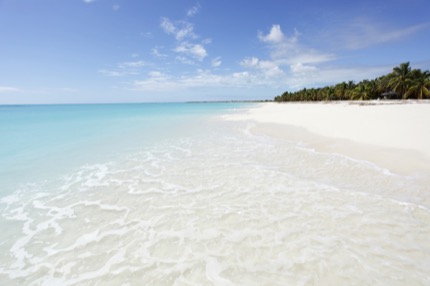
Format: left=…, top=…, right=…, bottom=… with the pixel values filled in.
left=274, top=62, right=430, bottom=102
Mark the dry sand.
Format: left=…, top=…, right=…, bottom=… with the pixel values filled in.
left=225, top=101, right=430, bottom=176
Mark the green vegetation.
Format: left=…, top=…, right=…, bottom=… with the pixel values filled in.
left=274, top=62, right=430, bottom=102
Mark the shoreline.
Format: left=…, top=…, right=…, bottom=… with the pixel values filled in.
left=225, top=101, right=430, bottom=177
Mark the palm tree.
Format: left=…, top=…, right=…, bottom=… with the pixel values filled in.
left=388, top=62, right=413, bottom=98
left=375, top=75, right=389, bottom=97
left=345, top=81, right=356, bottom=100
left=273, top=63, right=429, bottom=102
left=347, top=80, right=356, bottom=90
left=335, top=82, right=348, bottom=100
left=351, top=82, right=371, bottom=100
left=404, top=69, right=430, bottom=99
left=365, top=79, right=379, bottom=99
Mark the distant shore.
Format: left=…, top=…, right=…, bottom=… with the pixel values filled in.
left=224, top=101, right=430, bottom=176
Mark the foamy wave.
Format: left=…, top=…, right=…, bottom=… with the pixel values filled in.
left=1, top=130, right=430, bottom=285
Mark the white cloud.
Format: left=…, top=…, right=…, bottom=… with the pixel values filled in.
left=211, top=57, right=222, bottom=67
left=98, top=69, right=130, bottom=77
left=0, top=86, right=20, bottom=93
left=82, top=0, right=95, bottom=3
left=190, top=44, right=207, bottom=60
left=240, top=57, right=284, bottom=77
left=258, top=24, right=284, bottom=43
left=125, top=20, right=405, bottom=96
left=99, top=60, right=147, bottom=77
left=290, top=63, right=318, bottom=73
left=256, top=25, right=334, bottom=67
left=285, top=65, right=390, bottom=90
left=174, top=42, right=207, bottom=61
left=119, top=60, right=146, bottom=68
left=232, top=71, right=250, bottom=79
left=258, top=61, right=284, bottom=77
left=279, top=51, right=334, bottom=66
left=187, top=3, right=200, bottom=17
left=176, top=26, right=195, bottom=41
left=234, top=24, right=395, bottom=91
left=268, top=29, right=333, bottom=65
left=339, top=20, right=430, bottom=50
left=241, top=57, right=259, bottom=68
left=176, top=56, right=195, bottom=65
left=112, top=5, right=120, bottom=11
left=118, top=21, right=395, bottom=96
left=237, top=24, right=337, bottom=89
left=129, top=61, right=391, bottom=94
left=160, top=17, right=176, bottom=34
left=148, top=71, right=165, bottom=78
left=160, top=17, right=197, bottom=41
left=160, top=13, right=212, bottom=66
left=132, top=69, right=265, bottom=92
left=151, top=48, right=167, bottom=58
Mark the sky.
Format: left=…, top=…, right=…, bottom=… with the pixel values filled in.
left=1, top=0, right=430, bottom=104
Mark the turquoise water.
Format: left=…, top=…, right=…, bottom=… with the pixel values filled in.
left=1, top=103, right=429, bottom=285
left=0, top=103, right=246, bottom=193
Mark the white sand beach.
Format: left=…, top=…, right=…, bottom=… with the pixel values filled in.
left=225, top=101, right=430, bottom=176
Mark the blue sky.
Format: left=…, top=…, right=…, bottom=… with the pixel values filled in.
left=1, top=0, right=429, bottom=103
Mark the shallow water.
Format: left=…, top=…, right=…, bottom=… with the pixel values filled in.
left=0, top=104, right=429, bottom=285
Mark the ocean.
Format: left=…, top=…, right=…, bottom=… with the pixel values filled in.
left=0, top=103, right=429, bottom=285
